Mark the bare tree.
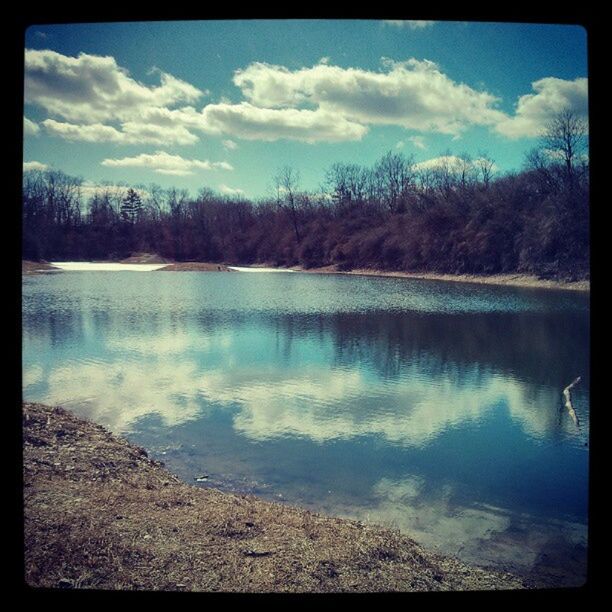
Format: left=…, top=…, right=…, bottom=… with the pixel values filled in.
left=541, top=110, right=588, bottom=189
left=274, top=165, right=302, bottom=242
left=373, top=151, right=415, bottom=213
left=475, top=152, right=495, bottom=188
left=325, top=162, right=370, bottom=214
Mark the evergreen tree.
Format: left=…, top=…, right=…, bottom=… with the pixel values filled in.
left=121, top=188, right=143, bottom=224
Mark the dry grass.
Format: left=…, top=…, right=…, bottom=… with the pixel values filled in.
left=23, top=402, right=527, bottom=592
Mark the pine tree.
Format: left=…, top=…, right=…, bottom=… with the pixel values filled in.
left=120, top=188, right=143, bottom=224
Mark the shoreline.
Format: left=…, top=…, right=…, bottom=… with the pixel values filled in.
left=292, top=266, right=590, bottom=292
left=23, top=402, right=529, bottom=592
left=22, top=260, right=62, bottom=275
left=23, top=258, right=589, bottom=292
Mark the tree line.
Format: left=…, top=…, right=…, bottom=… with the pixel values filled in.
left=22, top=111, right=589, bottom=280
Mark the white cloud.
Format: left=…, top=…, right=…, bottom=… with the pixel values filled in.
left=23, top=160, right=48, bottom=172
left=42, top=116, right=200, bottom=147
left=495, top=77, right=588, bottom=139
left=395, top=136, right=427, bottom=152
left=232, top=59, right=506, bottom=136
left=122, top=121, right=199, bottom=145
left=200, top=102, right=368, bottom=143
left=219, top=184, right=245, bottom=196
left=24, top=48, right=588, bottom=149
left=42, top=119, right=127, bottom=143
left=414, top=155, right=464, bottom=171
left=23, top=116, right=40, bottom=136
left=414, top=154, right=496, bottom=174
left=78, top=181, right=150, bottom=201
left=408, top=135, right=427, bottom=150
left=25, top=50, right=367, bottom=145
left=383, top=20, right=436, bottom=30
left=25, top=49, right=203, bottom=124
left=101, top=151, right=234, bottom=176
left=222, top=139, right=238, bottom=150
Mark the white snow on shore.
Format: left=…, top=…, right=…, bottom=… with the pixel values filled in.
left=50, top=262, right=168, bottom=272
left=228, top=266, right=296, bottom=273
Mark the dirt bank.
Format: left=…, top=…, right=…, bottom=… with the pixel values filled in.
left=23, top=403, right=527, bottom=593
left=120, top=253, right=172, bottom=264
left=157, top=262, right=233, bottom=272
left=295, top=266, right=590, bottom=292
left=22, top=261, right=61, bottom=275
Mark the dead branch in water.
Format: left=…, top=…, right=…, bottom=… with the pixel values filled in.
left=562, top=376, right=581, bottom=427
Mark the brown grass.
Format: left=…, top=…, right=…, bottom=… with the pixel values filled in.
left=22, top=403, right=530, bottom=593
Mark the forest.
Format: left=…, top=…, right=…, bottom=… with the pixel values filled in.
left=22, top=111, right=589, bottom=280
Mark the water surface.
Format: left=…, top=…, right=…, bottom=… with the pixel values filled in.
left=22, top=270, right=590, bottom=585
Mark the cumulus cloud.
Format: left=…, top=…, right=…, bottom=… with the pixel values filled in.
left=23, top=116, right=40, bottom=136
left=495, top=77, right=588, bottom=139
left=383, top=20, right=436, bottom=29
left=200, top=102, right=368, bottom=143
left=24, top=48, right=588, bottom=148
left=101, top=151, right=234, bottom=176
left=25, top=49, right=203, bottom=124
left=232, top=59, right=506, bottom=136
left=23, top=160, right=48, bottom=172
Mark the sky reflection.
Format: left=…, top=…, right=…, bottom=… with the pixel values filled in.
left=22, top=271, right=589, bottom=584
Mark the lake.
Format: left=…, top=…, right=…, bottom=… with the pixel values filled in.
left=22, top=268, right=590, bottom=586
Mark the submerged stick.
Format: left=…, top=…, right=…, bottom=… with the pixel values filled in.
left=562, top=376, right=581, bottom=427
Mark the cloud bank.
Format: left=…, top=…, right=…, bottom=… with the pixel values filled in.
left=24, top=48, right=588, bottom=148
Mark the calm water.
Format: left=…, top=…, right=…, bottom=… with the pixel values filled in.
left=22, top=270, right=590, bottom=585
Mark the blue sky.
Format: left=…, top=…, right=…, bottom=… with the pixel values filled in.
left=23, top=19, right=588, bottom=200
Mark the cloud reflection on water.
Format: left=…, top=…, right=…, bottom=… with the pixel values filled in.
left=29, top=333, right=579, bottom=448
left=345, top=476, right=587, bottom=582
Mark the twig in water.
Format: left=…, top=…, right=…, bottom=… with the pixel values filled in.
left=562, top=376, right=581, bottom=427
